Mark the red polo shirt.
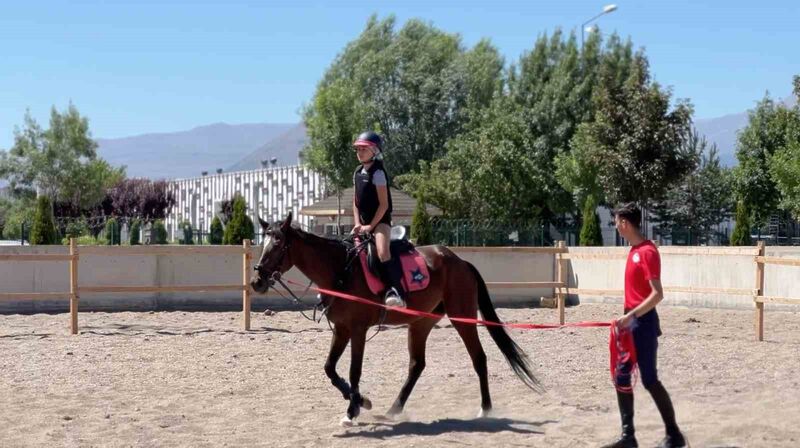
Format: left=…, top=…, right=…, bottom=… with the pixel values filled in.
left=624, top=240, right=661, bottom=310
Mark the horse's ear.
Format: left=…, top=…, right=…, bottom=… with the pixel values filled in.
left=257, top=215, right=269, bottom=230
left=281, top=211, right=293, bottom=231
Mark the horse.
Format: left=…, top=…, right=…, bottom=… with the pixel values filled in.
left=250, top=212, right=539, bottom=425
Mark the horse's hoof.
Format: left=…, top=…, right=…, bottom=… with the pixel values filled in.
left=385, top=408, right=405, bottom=421
left=340, top=415, right=355, bottom=427
left=476, top=408, right=492, bottom=419
left=361, top=396, right=372, bottom=410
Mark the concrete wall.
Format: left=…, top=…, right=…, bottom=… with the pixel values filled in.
left=565, top=246, right=800, bottom=311
left=1, top=244, right=798, bottom=314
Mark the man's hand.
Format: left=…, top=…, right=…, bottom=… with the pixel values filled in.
left=617, top=312, right=637, bottom=329
left=351, top=224, right=362, bottom=235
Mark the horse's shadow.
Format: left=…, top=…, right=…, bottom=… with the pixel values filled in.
left=334, top=417, right=556, bottom=438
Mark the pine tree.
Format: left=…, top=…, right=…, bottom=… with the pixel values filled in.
left=104, top=218, right=121, bottom=245
left=411, top=192, right=433, bottom=245
left=730, top=201, right=752, bottom=246
left=209, top=216, right=224, bottom=245
left=579, top=194, right=603, bottom=246
left=129, top=219, right=141, bottom=245
left=29, top=196, right=59, bottom=245
left=223, top=195, right=255, bottom=245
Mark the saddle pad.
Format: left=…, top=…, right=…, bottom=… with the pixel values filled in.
left=358, top=248, right=431, bottom=296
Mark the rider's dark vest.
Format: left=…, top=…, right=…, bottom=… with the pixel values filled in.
left=354, top=161, right=392, bottom=226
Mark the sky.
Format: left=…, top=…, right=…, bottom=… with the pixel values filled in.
left=1, top=0, right=798, bottom=149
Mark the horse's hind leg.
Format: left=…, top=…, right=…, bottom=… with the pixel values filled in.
left=453, top=322, right=492, bottom=417
left=387, top=313, right=441, bottom=417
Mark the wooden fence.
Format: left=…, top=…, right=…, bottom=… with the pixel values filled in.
left=0, top=239, right=252, bottom=334
left=1, top=240, right=798, bottom=340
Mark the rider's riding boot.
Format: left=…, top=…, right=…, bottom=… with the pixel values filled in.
left=601, top=391, right=638, bottom=448
left=381, top=259, right=407, bottom=308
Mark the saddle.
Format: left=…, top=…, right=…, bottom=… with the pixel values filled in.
left=356, top=227, right=431, bottom=296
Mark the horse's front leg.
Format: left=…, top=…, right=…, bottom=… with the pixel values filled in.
left=342, top=326, right=369, bottom=426
left=324, top=325, right=352, bottom=400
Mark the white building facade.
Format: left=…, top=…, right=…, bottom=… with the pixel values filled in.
left=166, top=165, right=324, bottom=242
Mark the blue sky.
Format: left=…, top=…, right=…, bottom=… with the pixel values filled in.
left=1, top=0, right=798, bottom=149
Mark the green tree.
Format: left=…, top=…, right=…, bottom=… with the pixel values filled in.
left=63, top=218, right=89, bottom=240
left=302, top=79, right=366, bottom=230
left=223, top=195, right=255, bottom=245
left=104, top=218, right=120, bottom=245
left=579, top=194, right=603, bottom=246
left=29, top=195, right=59, bottom=245
left=651, top=130, right=734, bottom=244
left=209, top=216, right=224, bottom=245
left=411, top=192, right=433, bottom=245
left=0, top=104, right=122, bottom=212
left=730, top=201, right=752, bottom=246
left=734, top=96, right=791, bottom=226
left=767, top=77, right=800, bottom=219
left=570, top=53, right=694, bottom=211
left=150, top=220, right=168, bottom=244
left=180, top=220, right=194, bottom=245
left=303, top=15, right=502, bottom=186
left=129, top=219, right=141, bottom=245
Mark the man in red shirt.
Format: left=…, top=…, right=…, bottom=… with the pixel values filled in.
left=602, top=203, right=686, bottom=448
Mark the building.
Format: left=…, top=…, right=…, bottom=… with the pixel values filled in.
left=166, top=165, right=324, bottom=242
left=299, top=187, right=442, bottom=236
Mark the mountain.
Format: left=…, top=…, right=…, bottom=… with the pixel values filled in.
left=227, top=123, right=308, bottom=172
left=96, top=122, right=296, bottom=179
left=694, top=95, right=797, bottom=167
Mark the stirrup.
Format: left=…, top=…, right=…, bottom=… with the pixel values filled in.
left=384, top=288, right=406, bottom=308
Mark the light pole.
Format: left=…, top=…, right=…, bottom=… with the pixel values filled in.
left=582, top=4, right=617, bottom=47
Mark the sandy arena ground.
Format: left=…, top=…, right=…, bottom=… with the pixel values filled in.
left=1, top=303, right=799, bottom=447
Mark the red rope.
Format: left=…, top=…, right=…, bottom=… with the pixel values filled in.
left=283, top=278, right=631, bottom=390
left=284, top=278, right=612, bottom=330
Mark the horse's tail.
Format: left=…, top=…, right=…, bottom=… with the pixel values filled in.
left=467, top=262, right=541, bottom=391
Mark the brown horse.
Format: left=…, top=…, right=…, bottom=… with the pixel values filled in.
left=250, top=212, right=539, bottom=425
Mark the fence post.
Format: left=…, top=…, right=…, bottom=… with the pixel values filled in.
left=556, top=240, right=567, bottom=325
left=69, top=238, right=79, bottom=335
left=242, top=239, right=252, bottom=331
left=754, top=240, right=766, bottom=341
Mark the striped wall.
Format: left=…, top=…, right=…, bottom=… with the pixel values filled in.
left=166, top=165, right=324, bottom=242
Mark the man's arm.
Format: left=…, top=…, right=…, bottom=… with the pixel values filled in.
left=619, top=279, right=663, bottom=327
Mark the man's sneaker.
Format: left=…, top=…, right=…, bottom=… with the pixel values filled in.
left=384, top=287, right=406, bottom=308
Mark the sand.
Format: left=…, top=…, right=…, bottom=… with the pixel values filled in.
left=1, top=303, right=799, bottom=447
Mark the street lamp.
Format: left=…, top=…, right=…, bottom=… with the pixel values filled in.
left=582, top=4, right=617, bottom=47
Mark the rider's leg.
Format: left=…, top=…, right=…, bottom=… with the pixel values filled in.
left=375, top=224, right=406, bottom=307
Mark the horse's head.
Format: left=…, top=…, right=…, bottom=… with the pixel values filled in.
left=250, top=211, right=295, bottom=294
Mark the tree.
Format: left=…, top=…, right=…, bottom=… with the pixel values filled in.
left=29, top=195, right=59, bottom=245
left=302, top=79, right=366, bottom=231
left=150, top=220, right=168, bottom=244
left=579, top=194, right=603, bottom=246
left=0, top=197, right=10, bottom=238
left=733, top=94, right=799, bottom=226
left=180, top=220, right=194, bottom=245
left=209, top=216, right=224, bottom=245
left=767, top=78, right=800, bottom=219
left=303, top=15, right=502, bottom=188
left=411, top=192, right=433, bottom=245
left=569, top=52, right=694, bottom=236
left=106, top=178, right=176, bottom=221
left=223, top=195, right=255, bottom=245
left=104, top=218, right=121, bottom=245
left=0, top=104, right=122, bottom=213
left=730, top=201, right=752, bottom=246
left=651, top=130, right=734, bottom=244
left=129, top=219, right=142, bottom=245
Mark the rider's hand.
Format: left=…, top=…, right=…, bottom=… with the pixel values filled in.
left=351, top=224, right=362, bottom=235
left=360, top=225, right=373, bottom=234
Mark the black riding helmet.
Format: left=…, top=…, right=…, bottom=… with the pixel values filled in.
left=353, top=131, right=383, bottom=152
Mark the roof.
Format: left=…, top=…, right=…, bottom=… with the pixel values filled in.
left=300, top=187, right=442, bottom=217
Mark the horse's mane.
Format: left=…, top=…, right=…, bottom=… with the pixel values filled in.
left=288, top=225, right=349, bottom=256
